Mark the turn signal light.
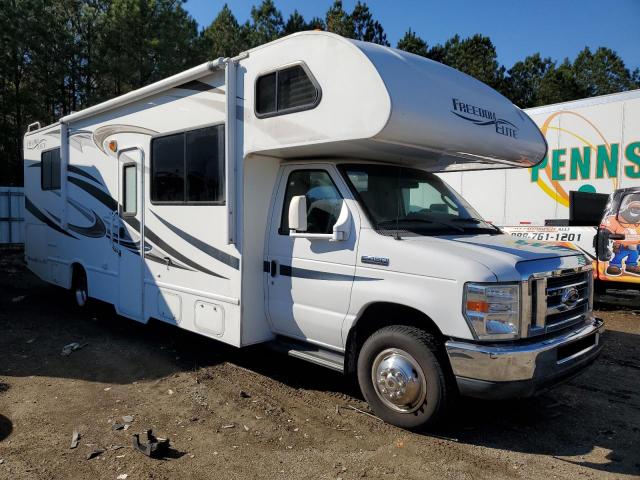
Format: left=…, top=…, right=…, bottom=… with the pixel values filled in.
left=466, top=300, right=489, bottom=313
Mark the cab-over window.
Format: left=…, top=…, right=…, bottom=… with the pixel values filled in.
left=256, top=64, right=321, bottom=118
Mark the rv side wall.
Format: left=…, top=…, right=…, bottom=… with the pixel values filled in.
left=23, top=69, right=247, bottom=348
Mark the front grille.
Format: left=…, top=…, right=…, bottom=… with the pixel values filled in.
left=528, top=270, right=591, bottom=336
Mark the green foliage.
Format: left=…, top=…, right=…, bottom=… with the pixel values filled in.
left=573, top=47, right=636, bottom=97
left=325, top=0, right=354, bottom=38
left=201, top=4, right=248, bottom=58
left=536, top=59, right=586, bottom=105
left=351, top=1, right=389, bottom=46
left=1, top=0, right=637, bottom=186
left=438, top=34, right=505, bottom=89
left=248, top=0, right=284, bottom=46
left=397, top=29, right=428, bottom=57
left=505, top=54, right=554, bottom=108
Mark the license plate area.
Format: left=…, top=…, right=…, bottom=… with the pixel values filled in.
left=556, top=332, right=598, bottom=364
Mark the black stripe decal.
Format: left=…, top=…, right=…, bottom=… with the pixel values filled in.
left=68, top=176, right=117, bottom=211
left=25, top=197, right=77, bottom=239
left=143, top=226, right=228, bottom=279
left=68, top=165, right=103, bottom=186
left=123, top=215, right=140, bottom=233
left=145, top=252, right=193, bottom=271
left=57, top=174, right=227, bottom=279
left=278, top=264, right=380, bottom=282
left=46, top=208, right=106, bottom=239
left=151, top=211, right=240, bottom=270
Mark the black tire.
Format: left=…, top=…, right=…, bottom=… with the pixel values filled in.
left=71, top=267, right=90, bottom=310
left=357, top=325, right=451, bottom=430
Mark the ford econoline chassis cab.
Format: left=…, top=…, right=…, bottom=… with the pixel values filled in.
left=23, top=32, right=604, bottom=429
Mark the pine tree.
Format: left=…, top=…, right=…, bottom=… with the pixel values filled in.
left=201, top=4, right=247, bottom=58
left=397, top=29, right=428, bottom=57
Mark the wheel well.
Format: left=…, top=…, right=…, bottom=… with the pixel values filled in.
left=344, top=302, right=444, bottom=376
left=70, top=263, right=86, bottom=289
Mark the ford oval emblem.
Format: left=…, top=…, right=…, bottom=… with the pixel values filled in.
left=561, top=287, right=580, bottom=308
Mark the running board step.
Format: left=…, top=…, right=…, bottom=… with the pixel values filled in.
left=267, top=337, right=345, bottom=373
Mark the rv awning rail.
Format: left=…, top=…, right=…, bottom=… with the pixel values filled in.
left=60, top=59, right=226, bottom=125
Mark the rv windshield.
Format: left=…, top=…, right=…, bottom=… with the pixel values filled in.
left=341, top=164, right=499, bottom=236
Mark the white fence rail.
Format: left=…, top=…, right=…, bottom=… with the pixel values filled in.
left=0, top=187, right=24, bottom=245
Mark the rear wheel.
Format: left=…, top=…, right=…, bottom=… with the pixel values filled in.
left=71, top=267, right=89, bottom=309
left=357, top=325, right=451, bottom=430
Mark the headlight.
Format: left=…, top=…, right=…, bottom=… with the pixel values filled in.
left=463, top=283, right=520, bottom=340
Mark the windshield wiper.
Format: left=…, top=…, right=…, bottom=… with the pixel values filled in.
left=378, top=218, right=465, bottom=233
left=452, top=217, right=501, bottom=232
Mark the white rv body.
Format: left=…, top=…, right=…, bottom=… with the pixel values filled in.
left=24, top=32, right=603, bottom=429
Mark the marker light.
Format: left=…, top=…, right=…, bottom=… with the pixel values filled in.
left=108, top=140, right=118, bottom=152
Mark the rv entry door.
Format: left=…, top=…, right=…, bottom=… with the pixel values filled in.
left=116, top=147, right=145, bottom=320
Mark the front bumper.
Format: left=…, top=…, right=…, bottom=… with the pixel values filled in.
left=445, top=316, right=604, bottom=399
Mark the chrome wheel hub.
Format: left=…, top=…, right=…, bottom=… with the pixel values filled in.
left=371, top=348, right=426, bottom=413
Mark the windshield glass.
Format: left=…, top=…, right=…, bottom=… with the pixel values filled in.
left=340, top=164, right=499, bottom=236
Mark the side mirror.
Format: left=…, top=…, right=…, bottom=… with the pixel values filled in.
left=288, top=195, right=307, bottom=233
left=331, top=201, right=351, bottom=242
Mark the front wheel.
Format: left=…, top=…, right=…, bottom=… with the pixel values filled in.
left=357, top=325, right=451, bottom=430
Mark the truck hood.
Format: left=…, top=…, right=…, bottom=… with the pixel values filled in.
left=400, top=233, right=586, bottom=282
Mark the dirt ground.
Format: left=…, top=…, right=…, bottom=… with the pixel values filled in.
left=0, top=248, right=639, bottom=480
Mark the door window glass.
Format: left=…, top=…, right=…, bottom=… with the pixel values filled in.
left=123, top=164, right=137, bottom=215
left=280, top=170, right=343, bottom=235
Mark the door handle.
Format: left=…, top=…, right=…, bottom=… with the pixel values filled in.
left=270, top=260, right=278, bottom=277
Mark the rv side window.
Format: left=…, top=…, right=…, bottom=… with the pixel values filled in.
left=151, top=124, right=225, bottom=204
left=122, top=164, right=137, bottom=215
left=255, top=64, right=320, bottom=117
left=279, top=170, right=343, bottom=235
left=41, top=148, right=61, bottom=191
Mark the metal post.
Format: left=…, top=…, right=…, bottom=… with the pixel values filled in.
left=60, top=122, right=69, bottom=229
left=225, top=59, right=236, bottom=245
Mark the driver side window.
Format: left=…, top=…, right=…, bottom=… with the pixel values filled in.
left=280, top=170, right=343, bottom=235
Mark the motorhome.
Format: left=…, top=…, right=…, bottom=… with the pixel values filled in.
left=23, top=31, right=603, bottom=430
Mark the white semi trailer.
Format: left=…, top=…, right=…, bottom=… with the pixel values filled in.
left=440, top=90, right=640, bottom=288
left=23, top=32, right=603, bottom=430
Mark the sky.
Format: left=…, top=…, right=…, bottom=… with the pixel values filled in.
left=183, top=0, right=640, bottom=71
